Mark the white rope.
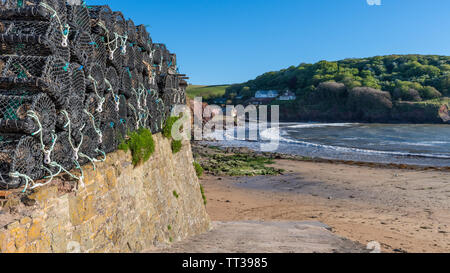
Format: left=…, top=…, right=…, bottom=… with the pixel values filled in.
left=27, top=110, right=57, bottom=165
left=127, top=103, right=141, bottom=130
left=105, top=78, right=120, bottom=112
left=88, top=75, right=105, bottom=113
left=39, top=2, right=69, bottom=47
left=84, top=109, right=103, bottom=144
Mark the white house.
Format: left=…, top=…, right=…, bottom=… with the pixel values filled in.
left=278, top=91, right=296, bottom=101
left=254, top=90, right=279, bottom=99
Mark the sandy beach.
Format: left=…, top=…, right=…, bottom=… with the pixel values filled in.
left=200, top=159, right=450, bottom=253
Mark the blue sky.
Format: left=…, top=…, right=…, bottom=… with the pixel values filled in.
left=86, top=0, right=450, bottom=85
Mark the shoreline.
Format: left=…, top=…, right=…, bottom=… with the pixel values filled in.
left=197, top=143, right=450, bottom=172
left=194, top=143, right=450, bottom=253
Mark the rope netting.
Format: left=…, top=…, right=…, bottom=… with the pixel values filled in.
left=0, top=1, right=186, bottom=191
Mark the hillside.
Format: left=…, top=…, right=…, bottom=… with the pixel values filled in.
left=223, top=55, right=450, bottom=123
left=186, top=85, right=230, bottom=101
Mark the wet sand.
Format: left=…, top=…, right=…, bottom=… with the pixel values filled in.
left=201, top=159, right=450, bottom=253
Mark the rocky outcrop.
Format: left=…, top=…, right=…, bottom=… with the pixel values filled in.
left=439, top=105, right=450, bottom=123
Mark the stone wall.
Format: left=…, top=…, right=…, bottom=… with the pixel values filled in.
left=0, top=134, right=210, bottom=253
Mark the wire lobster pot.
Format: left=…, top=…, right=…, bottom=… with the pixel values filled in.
left=119, top=66, right=133, bottom=98
left=0, top=0, right=67, bottom=22
left=117, top=94, right=127, bottom=139
left=86, top=62, right=105, bottom=96
left=50, top=131, right=74, bottom=173
left=146, top=88, right=165, bottom=134
left=135, top=24, right=150, bottom=52
left=88, top=5, right=113, bottom=36
left=100, top=92, right=119, bottom=153
left=90, top=34, right=107, bottom=66
left=0, top=135, right=43, bottom=189
left=112, top=11, right=126, bottom=37
left=70, top=31, right=96, bottom=68
left=67, top=3, right=91, bottom=35
left=0, top=1, right=188, bottom=189
left=0, top=92, right=55, bottom=144
left=0, top=18, right=70, bottom=59
left=56, top=93, right=85, bottom=135
left=69, top=63, right=86, bottom=100
left=126, top=19, right=136, bottom=43
left=0, top=55, right=71, bottom=108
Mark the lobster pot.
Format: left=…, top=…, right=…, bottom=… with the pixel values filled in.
left=3, top=0, right=67, bottom=20
left=135, top=24, right=150, bottom=51
left=152, top=44, right=162, bottom=65
left=126, top=19, right=136, bottom=43
left=169, top=54, right=177, bottom=68
left=105, top=36, right=124, bottom=70
left=167, top=54, right=177, bottom=74
left=123, top=43, right=135, bottom=70
left=56, top=94, right=85, bottom=134
left=86, top=62, right=105, bottom=95
left=78, top=92, right=102, bottom=163
left=0, top=93, right=55, bottom=142
left=131, top=70, right=143, bottom=90
left=78, top=122, right=101, bottom=164
left=126, top=95, right=139, bottom=132
left=70, top=31, right=96, bottom=69
left=69, top=63, right=86, bottom=100
left=112, top=11, right=126, bottom=37
left=84, top=92, right=102, bottom=130
left=100, top=93, right=119, bottom=153
left=0, top=2, right=53, bottom=20
left=91, top=34, right=107, bottom=66
left=51, top=131, right=74, bottom=173
left=67, top=4, right=91, bottom=35
left=0, top=19, right=69, bottom=59
left=105, top=66, right=119, bottom=92
left=175, top=88, right=187, bottom=105
left=117, top=94, right=127, bottom=138
left=88, top=5, right=113, bottom=36
left=119, top=67, right=132, bottom=98
left=161, top=86, right=174, bottom=104
left=0, top=136, right=43, bottom=189
left=134, top=47, right=144, bottom=72
left=146, top=88, right=163, bottom=133
left=163, top=74, right=177, bottom=90
left=142, top=74, right=155, bottom=90
left=0, top=55, right=71, bottom=108
left=142, top=51, right=153, bottom=76
left=95, top=30, right=126, bottom=69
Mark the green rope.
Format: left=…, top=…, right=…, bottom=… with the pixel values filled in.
left=9, top=172, right=34, bottom=193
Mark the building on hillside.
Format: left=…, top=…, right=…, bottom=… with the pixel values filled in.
left=278, top=91, right=297, bottom=101
left=254, top=90, right=279, bottom=99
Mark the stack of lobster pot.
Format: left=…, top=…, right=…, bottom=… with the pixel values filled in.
left=0, top=0, right=188, bottom=189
